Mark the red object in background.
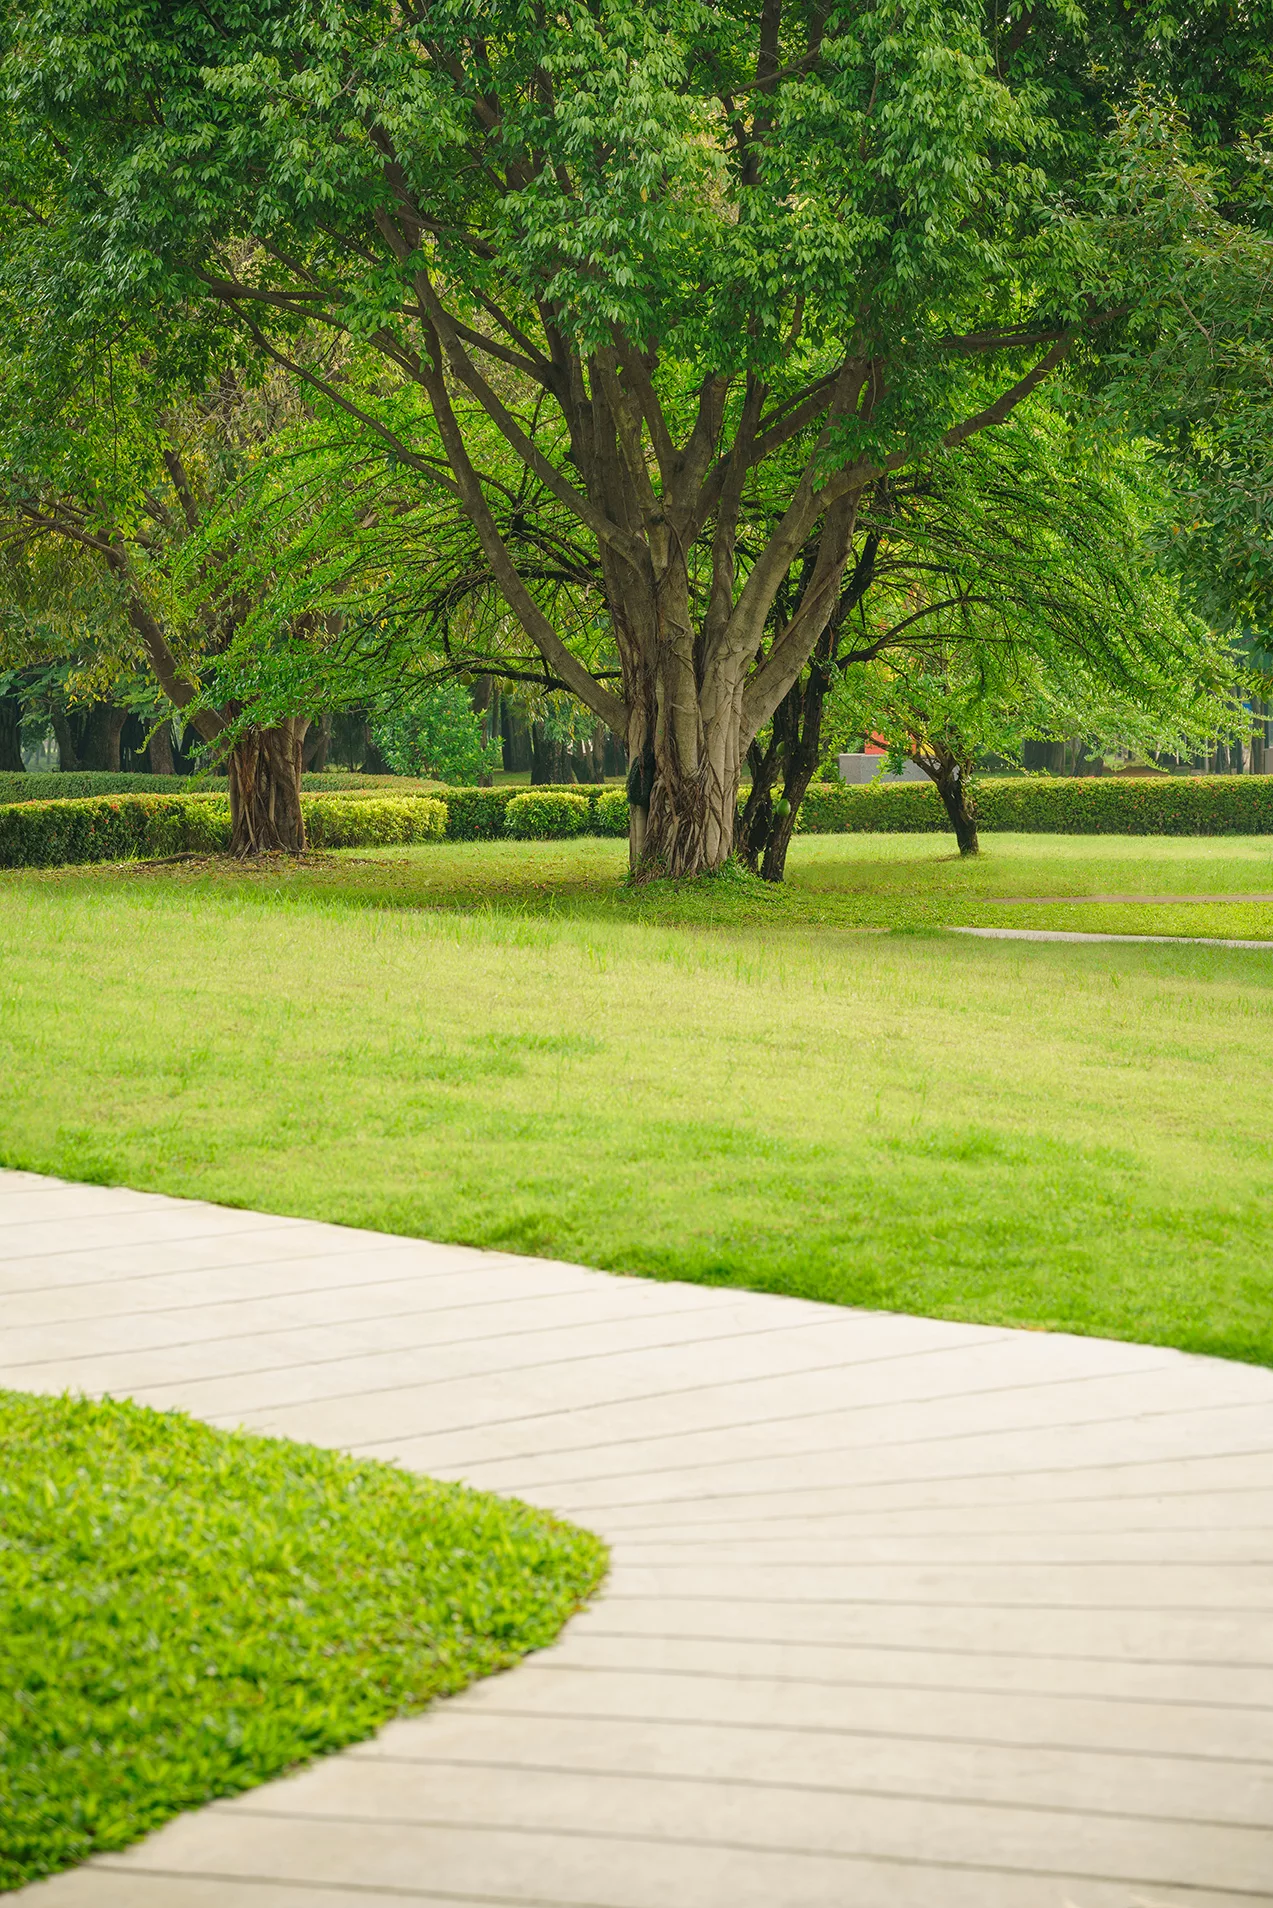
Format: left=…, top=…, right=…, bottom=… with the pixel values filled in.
left=863, top=733, right=889, bottom=755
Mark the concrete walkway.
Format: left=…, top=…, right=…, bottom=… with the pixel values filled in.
left=4, top=1168, right=1272, bottom=1908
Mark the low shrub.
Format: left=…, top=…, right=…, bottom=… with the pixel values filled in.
left=300, top=772, right=444, bottom=794
left=594, top=787, right=631, bottom=837
left=0, top=792, right=450, bottom=868
left=443, top=783, right=616, bottom=839
left=304, top=795, right=447, bottom=847
left=0, top=794, right=231, bottom=868
left=797, top=774, right=1273, bottom=837
left=0, top=771, right=224, bottom=805
left=504, top=789, right=592, bottom=839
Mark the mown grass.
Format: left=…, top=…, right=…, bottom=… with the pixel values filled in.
left=3, top=832, right=1273, bottom=1363
left=0, top=1390, right=604, bottom=1891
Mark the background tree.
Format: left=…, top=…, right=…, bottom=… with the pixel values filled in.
left=737, top=402, right=1236, bottom=875
left=832, top=623, right=1242, bottom=855
left=0, top=305, right=341, bottom=850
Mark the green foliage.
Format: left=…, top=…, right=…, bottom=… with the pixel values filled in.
left=304, top=795, right=447, bottom=849
left=0, top=792, right=451, bottom=866
left=0, top=772, right=223, bottom=804
left=799, top=775, right=1273, bottom=838
left=371, top=684, right=502, bottom=787
left=8, top=0, right=1268, bottom=834
left=505, top=790, right=591, bottom=840
left=593, top=787, right=631, bottom=837
left=0, top=1390, right=605, bottom=1889
left=443, top=784, right=616, bottom=841
left=0, top=794, right=230, bottom=867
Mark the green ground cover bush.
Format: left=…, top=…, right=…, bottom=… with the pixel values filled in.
left=505, top=789, right=591, bottom=838
left=800, top=774, right=1273, bottom=836
left=0, top=771, right=449, bottom=805
left=4, top=833, right=1273, bottom=1366
left=0, top=1389, right=604, bottom=1891
left=305, top=795, right=447, bottom=848
left=0, top=793, right=450, bottom=866
left=0, top=794, right=230, bottom=868
left=0, top=772, right=224, bottom=804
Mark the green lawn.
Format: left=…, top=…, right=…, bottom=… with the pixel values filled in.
left=0, top=1391, right=604, bottom=1891
left=3, top=832, right=1273, bottom=1364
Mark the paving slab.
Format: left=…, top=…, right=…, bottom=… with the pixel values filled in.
left=6, top=1168, right=1273, bottom=1908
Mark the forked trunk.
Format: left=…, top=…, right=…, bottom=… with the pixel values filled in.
left=228, top=720, right=308, bottom=857
left=737, top=651, right=833, bottom=883
left=923, top=756, right=979, bottom=855
left=625, top=638, right=743, bottom=878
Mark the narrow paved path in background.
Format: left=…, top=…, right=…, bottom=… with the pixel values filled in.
left=5, top=1168, right=1272, bottom=1908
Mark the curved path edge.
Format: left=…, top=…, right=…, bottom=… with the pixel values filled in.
left=3, top=1168, right=1271, bottom=1908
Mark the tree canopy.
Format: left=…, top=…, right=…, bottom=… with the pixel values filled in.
left=1, top=0, right=1269, bottom=866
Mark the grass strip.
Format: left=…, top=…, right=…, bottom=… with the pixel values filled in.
left=0, top=1391, right=606, bottom=1890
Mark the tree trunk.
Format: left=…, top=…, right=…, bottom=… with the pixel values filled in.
left=147, top=719, right=175, bottom=775
left=736, top=645, right=835, bottom=883
left=227, top=721, right=308, bottom=857
left=302, top=712, right=332, bottom=772
left=921, top=756, right=979, bottom=854
left=79, top=703, right=129, bottom=771
left=531, top=721, right=572, bottom=785
left=0, top=696, right=25, bottom=772
left=50, top=706, right=79, bottom=771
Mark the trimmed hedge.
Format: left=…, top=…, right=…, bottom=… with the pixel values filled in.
left=797, top=774, right=1273, bottom=837
left=0, top=770, right=453, bottom=805
left=0, top=795, right=231, bottom=868
left=0, top=772, right=225, bottom=805
left=594, top=786, right=630, bottom=837
left=304, top=795, right=447, bottom=847
left=0, top=792, right=448, bottom=868
left=504, top=790, right=591, bottom=839
left=443, top=783, right=620, bottom=839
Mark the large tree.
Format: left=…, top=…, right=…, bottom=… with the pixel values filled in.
left=4, top=0, right=1270, bottom=872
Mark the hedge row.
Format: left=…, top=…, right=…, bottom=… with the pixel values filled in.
left=797, top=774, right=1273, bottom=837
left=0, top=795, right=230, bottom=867
left=0, top=771, right=228, bottom=805
left=0, top=769, right=459, bottom=805
left=305, top=796, right=446, bottom=848
left=0, top=793, right=447, bottom=868
left=442, top=782, right=626, bottom=838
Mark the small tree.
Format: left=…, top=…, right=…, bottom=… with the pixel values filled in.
left=737, top=404, right=1237, bottom=874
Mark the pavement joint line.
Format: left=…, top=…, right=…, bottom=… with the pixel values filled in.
left=228, top=1332, right=1022, bottom=1448
left=478, top=1656, right=1273, bottom=1709
left=590, top=1592, right=1273, bottom=1613
left=551, top=1627, right=1273, bottom=1671
left=0, top=1230, right=412, bottom=1285
left=2, top=1276, right=645, bottom=1329
left=334, top=1753, right=1273, bottom=1830
left=562, top=1443, right=1273, bottom=1511
left=594, top=1479, right=1273, bottom=1527
left=476, top=1393, right=1269, bottom=1496
left=394, top=1358, right=1181, bottom=1474
left=91, top=1869, right=594, bottom=1907
left=454, top=1704, right=1273, bottom=1767
left=3, top=1308, right=861, bottom=1396
left=0, top=1292, right=733, bottom=1371
left=189, top=1805, right=1273, bottom=1894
